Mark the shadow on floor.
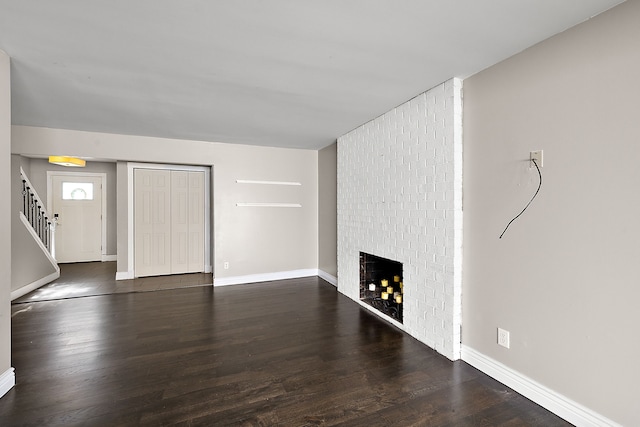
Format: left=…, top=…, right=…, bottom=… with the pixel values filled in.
left=13, top=261, right=213, bottom=304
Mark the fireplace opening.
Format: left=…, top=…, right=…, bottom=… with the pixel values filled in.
left=360, top=252, right=403, bottom=323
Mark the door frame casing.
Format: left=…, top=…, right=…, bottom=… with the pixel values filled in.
left=46, top=171, right=108, bottom=261
left=124, top=162, right=211, bottom=280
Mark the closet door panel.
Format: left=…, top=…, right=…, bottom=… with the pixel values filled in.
left=135, top=169, right=171, bottom=277
left=188, top=171, right=205, bottom=272
left=171, top=171, right=189, bottom=274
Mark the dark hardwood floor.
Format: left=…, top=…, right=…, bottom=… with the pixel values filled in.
left=3, top=273, right=571, bottom=426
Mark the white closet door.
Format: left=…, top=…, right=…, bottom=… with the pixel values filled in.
left=171, top=171, right=189, bottom=274
left=135, top=168, right=205, bottom=277
left=134, top=169, right=171, bottom=277
left=187, top=171, right=205, bottom=272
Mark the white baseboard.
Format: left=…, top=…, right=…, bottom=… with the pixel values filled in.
left=461, top=345, right=621, bottom=427
left=11, top=270, right=60, bottom=301
left=117, top=266, right=211, bottom=280
left=205, top=264, right=212, bottom=273
left=0, top=367, right=15, bottom=399
left=214, top=269, right=318, bottom=286
left=101, top=254, right=117, bottom=262
left=115, top=270, right=134, bottom=280
left=317, top=270, right=337, bottom=286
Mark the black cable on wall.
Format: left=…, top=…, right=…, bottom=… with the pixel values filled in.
left=499, top=158, right=542, bottom=239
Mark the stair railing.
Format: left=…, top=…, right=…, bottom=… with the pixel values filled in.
left=20, top=167, right=53, bottom=253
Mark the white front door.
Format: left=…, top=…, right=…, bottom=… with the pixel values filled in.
left=51, top=174, right=103, bottom=263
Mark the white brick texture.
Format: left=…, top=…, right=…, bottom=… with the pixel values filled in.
left=337, top=78, right=462, bottom=360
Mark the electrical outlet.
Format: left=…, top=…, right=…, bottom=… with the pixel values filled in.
left=223, top=262, right=229, bottom=270
left=497, top=328, right=510, bottom=349
left=530, top=150, right=543, bottom=168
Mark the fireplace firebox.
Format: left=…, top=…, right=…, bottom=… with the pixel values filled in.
left=360, top=252, right=403, bottom=323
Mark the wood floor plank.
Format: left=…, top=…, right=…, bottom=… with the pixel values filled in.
left=1, top=265, right=572, bottom=426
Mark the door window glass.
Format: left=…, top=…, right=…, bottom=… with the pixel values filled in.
left=62, top=182, right=94, bottom=200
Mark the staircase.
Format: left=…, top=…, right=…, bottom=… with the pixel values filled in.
left=21, top=168, right=54, bottom=254
left=11, top=167, right=59, bottom=300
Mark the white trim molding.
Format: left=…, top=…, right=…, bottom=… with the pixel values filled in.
left=317, top=270, right=337, bottom=286
left=461, top=345, right=622, bottom=427
left=102, top=254, right=117, bottom=262
left=214, top=269, right=318, bottom=286
left=11, top=271, right=60, bottom=301
left=115, top=270, right=134, bottom=281
left=0, top=367, right=15, bottom=399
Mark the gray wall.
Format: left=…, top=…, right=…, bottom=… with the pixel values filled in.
left=463, top=1, right=640, bottom=425
left=116, top=162, right=128, bottom=273
left=25, top=158, right=117, bottom=257
left=318, top=143, right=337, bottom=278
left=12, top=126, right=319, bottom=280
left=0, top=49, right=12, bottom=388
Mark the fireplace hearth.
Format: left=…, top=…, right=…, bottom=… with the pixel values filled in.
left=360, top=252, right=403, bottom=323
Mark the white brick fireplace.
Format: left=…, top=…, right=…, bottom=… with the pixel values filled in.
left=337, top=78, right=463, bottom=360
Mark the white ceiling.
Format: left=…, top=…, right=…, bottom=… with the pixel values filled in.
left=0, top=0, right=625, bottom=150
